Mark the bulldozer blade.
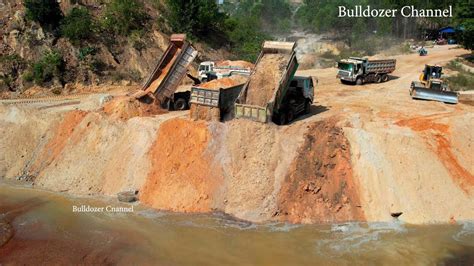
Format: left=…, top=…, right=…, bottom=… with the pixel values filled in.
left=411, top=87, right=458, bottom=104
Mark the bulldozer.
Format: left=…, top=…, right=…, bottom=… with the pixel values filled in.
left=409, top=65, right=458, bottom=104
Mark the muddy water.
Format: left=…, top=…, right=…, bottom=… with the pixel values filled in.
left=0, top=184, right=473, bottom=265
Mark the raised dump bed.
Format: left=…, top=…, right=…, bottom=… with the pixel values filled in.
left=135, top=34, right=198, bottom=103
left=235, top=41, right=298, bottom=123
left=189, top=75, right=247, bottom=121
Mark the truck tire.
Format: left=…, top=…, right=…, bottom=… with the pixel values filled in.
left=173, top=98, right=188, bottom=110
left=304, top=100, right=311, bottom=114
left=287, top=109, right=295, bottom=123
left=375, top=75, right=382, bottom=83
left=277, top=112, right=287, bottom=125
left=382, top=74, right=389, bottom=82
left=356, top=78, right=363, bottom=85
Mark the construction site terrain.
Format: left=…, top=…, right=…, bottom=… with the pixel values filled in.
left=0, top=45, right=473, bottom=224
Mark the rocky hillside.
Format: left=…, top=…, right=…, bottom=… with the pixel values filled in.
left=0, top=0, right=230, bottom=96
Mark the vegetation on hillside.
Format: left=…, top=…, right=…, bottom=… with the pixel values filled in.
left=60, top=7, right=95, bottom=44
left=24, top=0, right=63, bottom=29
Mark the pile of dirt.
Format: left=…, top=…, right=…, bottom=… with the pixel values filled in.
left=244, top=54, right=290, bottom=106
left=276, top=117, right=365, bottom=223
left=216, top=60, right=254, bottom=69
left=102, top=96, right=166, bottom=120
left=198, top=76, right=247, bottom=90
left=140, top=118, right=223, bottom=212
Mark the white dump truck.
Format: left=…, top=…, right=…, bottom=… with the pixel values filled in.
left=337, top=57, right=396, bottom=85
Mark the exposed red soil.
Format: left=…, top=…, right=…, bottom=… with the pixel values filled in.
left=140, top=118, right=223, bottom=212
left=396, top=117, right=474, bottom=193
left=103, top=96, right=166, bottom=120
left=29, top=110, right=88, bottom=175
left=276, top=117, right=365, bottom=223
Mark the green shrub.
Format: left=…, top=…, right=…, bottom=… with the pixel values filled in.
left=446, top=73, right=474, bottom=91
left=32, top=51, right=64, bottom=84
left=24, top=0, right=63, bottom=29
left=61, top=7, right=95, bottom=43
left=78, top=46, right=97, bottom=61
left=102, top=0, right=147, bottom=36
left=22, top=71, right=34, bottom=82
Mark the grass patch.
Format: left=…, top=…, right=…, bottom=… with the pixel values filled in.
left=445, top=59, right=474, bottom=91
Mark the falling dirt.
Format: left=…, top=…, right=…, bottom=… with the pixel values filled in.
left=396, top=116, right=474, bottom=192
left=103, top=96, right=166, bottom=120
left=277, top=117, right=365, bottom=223
left=245, top=54, right=291, bottom=106
left=140, top=118, right=223, bottom=212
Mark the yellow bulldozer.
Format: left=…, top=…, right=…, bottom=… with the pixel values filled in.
left=409, top=65, right=458, bottom=104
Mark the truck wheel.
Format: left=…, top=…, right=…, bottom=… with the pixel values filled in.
left=287, top=110, right=295, bottom=123
left=382, top=74, right=389, bottom=82
left=304, top=100, right=311, bottom=114
left=277, top=112, right=287, bottom=125
left=173, top=98, right=188, bottom=110
left=375, top=75, right=382, bottom=83
left=356, top=78, right=363, bottom=85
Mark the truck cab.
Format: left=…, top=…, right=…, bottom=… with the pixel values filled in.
left=336, top=58, right=363, bottom=83
left=273, top=76, right=315, bottom=125
left=198, top=61, right=214, bottom=76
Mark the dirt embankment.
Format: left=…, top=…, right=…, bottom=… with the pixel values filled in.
left=140, top=119, right=223, bottom=212
left=277, top=118, right=365, bottom=223
left=1, top=45, right=473, bottom=224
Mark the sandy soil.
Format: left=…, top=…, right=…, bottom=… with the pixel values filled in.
left=0, top=45, right=472, bottom=224
left=245, top=54, right=291, bottom=106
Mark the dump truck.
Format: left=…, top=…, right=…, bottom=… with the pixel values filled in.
left=189, top=74, right=248, bottom=121
left=410, top=65, right=458, bottom=104
left=198, top=61, right=252, bottom=82
left=234, top=41, right=303, bottom=124
left=337, top=57, right=396, bottom=85
left=133, top=34, right=198, bottom=106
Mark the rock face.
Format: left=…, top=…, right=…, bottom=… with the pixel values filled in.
left=0, top=0, right=230, bottom=95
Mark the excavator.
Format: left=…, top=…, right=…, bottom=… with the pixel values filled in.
left=132, top=34, right=198, bottom=109
left=409, top=65, right=458, bottom=104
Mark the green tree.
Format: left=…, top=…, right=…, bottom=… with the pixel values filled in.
left=165, top=0, right=227, bottom=38
left=102, top=0, right=147, bottom=36
left=61, top=7, right=95, bottom=44
left=24, top=0, right=63, bottom=29
left=455, top=1, right=474, bottom=50
left=32, top=51, right=64, bottom=84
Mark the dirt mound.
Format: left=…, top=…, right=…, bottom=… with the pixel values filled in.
left=140, top=118, right=223, bottom=212
left=245, top=54, right=290, bottom=106
left=198, top=76, right=247, bottom=90
left=277, top=117, right=365, bottom=223
left=102, top=96, right=166, bottom=120
left=216, top=60, right=254, bottom=69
